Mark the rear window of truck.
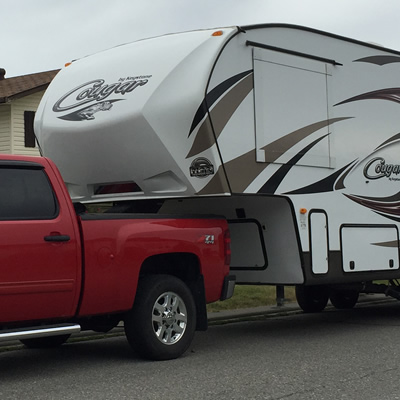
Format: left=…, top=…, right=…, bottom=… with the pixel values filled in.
left=0, top=167, right=58, bottom=220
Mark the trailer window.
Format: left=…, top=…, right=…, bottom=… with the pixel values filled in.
left=253, top=47, right=333, bottom=169
left=0, top=168, right=58, bottom=220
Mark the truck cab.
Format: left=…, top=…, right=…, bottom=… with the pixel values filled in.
left=0, top=157, right=81, bottom=323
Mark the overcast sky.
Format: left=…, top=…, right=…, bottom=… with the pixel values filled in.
left=3, top=0, right=400, bottom=78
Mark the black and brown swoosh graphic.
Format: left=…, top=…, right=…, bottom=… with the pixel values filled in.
left=186, top=70, right=253, bottom=159
left=354, top=55, right=400, bottom=66
left=374, top=132, right=400, bottom=151
left=345, top=192, right=400, bottom=216
left=284, top=160, right=357, bottom=195
left=198, top=118, right=349, bottom=195
left=335, top=88, right=400, bottom=106
left=344, top=194, right=400, bottom=245
left=371, top=240, right=399, bottom=248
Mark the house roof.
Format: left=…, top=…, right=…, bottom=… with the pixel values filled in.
left=0, top=69, right=60, bottom=103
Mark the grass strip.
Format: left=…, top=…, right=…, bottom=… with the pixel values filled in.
left=207, top=285, right=296, bottom=312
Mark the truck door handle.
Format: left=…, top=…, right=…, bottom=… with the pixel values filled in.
left=44, top=235, right=70, bottom=242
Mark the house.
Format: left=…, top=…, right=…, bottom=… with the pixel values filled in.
left=0, top=68, right=59, bottom=155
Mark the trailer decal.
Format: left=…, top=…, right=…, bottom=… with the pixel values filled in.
left=186, top=71, right=253, bottom=158
left=354, top=55, right=400, bottom=66
left=196, top=167, right=230, bottom=195
left=375, top=213, right=400, bottom=223
left=198, top=118, right=348, bottom=194
left=335, top=87, right=400, bottom=106
left=53, top=77, right=151, bottom=121
left=59, top=100, right=122, bottom=121
left=189, top=158, right=215, bottom=178
left=258, top=134, right=329, bottom=194
left=281, top=128, right=400, bottom=195
left=334, top=161, right=360, bottom=190
left=283, top=161, right=357, bottom=195
left=374, top=132, right=400, bottom=150
left=284, top=161, right=356, bottom=195
left=372, top=240, right=399, bottom=248
left=364, top=157, right=400, bottom=180
left=188, top=70, right=253, bottom=137
left=345, top=193, right=400, bottom=218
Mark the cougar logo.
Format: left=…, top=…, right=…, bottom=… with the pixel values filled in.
left=53, top=76, right=151, bottom=121
left=364, top=157, right=400, bottom=180
left=78, top=101, right=113, bottom=120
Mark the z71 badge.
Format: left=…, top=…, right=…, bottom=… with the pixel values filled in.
left=204, top=235, right=215, bottom=244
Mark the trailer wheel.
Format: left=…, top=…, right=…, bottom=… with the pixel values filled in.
left=330, top=290, right=359, bottom=309
left=125, top=274, right=196, bottom=361
left=20, top=334, right=70, bottom=348
left=295, top=285, right=329, bottom=313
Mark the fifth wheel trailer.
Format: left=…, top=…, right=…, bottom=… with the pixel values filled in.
left=35, top=24, right=400, bottom=311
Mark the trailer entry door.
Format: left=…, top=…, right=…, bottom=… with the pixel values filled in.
left=310, top=211, right=329, bottom=274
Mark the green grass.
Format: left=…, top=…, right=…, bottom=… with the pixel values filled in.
left=207, top=285, right=296, bottom=312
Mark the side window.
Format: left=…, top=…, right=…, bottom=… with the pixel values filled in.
left=0, top=168, right=58, bottom=220
left=24, top=111, right=36, bottom=148
left=253, top=47, right=332, bottom=168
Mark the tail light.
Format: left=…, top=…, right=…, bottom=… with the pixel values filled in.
left=224, top=229, right=231, bottom=266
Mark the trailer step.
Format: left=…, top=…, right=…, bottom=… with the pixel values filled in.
left=0, top=324, right=81, bottom=342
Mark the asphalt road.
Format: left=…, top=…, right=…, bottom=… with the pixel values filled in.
left=2, top=300, right=400, bottom=400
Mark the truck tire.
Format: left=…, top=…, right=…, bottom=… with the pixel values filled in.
left=295, top=285, right=329, bottom=313
left=125, top=274, right=196, bottom=361
left=20, top=334, right=70, bottom=348
left=330, top=289, right=359, bottom=309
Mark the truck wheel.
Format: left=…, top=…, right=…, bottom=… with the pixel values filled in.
left=125, top=275, right=196, bottom=361
left=20, top=334, right=70, bottom=348
left=330, top=290, right=359, bottom=309
left=295, top=285, right=329, bottom=313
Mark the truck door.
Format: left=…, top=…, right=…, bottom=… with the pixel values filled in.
left=0, top=161, right=81, bottom=323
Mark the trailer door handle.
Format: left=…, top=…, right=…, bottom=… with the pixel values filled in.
left=44, top=235, right=70, bottom=242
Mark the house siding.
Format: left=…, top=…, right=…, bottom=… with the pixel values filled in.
left=11, top=91, right=43, bottom=156
left=0, top=104, right=11, bottom=153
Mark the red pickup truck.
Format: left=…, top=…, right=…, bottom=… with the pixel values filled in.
left=0, top=155, right=234, bottom=360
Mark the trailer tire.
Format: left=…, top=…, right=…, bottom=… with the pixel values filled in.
left=125, top=274, right=196, bottom=361
left=20, top=334, right=70, bottom=348
left=295, top=285, right=329, bottom=313
left=329, top=290, right=359, bottom=309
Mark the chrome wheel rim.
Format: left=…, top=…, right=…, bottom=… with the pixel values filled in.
left=152, top=291, right=187, bottom=345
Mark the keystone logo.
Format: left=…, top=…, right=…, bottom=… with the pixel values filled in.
left=53, top=76, right=151, bottom=121
left=190, top=158, right=215, bottom=178
left=363, top=157, right=400, bottom=181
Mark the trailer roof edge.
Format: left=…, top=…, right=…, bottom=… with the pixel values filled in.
left=239, top=23, right=400, bottom=56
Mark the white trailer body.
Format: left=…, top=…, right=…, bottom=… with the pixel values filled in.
left=35, top=25, right=400, bottom=294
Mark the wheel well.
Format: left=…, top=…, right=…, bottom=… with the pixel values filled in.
left=140, top=252, right=200, bottom=282
left=139, top=253, right=208, bottom=331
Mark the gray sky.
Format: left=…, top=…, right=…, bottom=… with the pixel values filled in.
left=3, top=0, right=400, bottom=77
